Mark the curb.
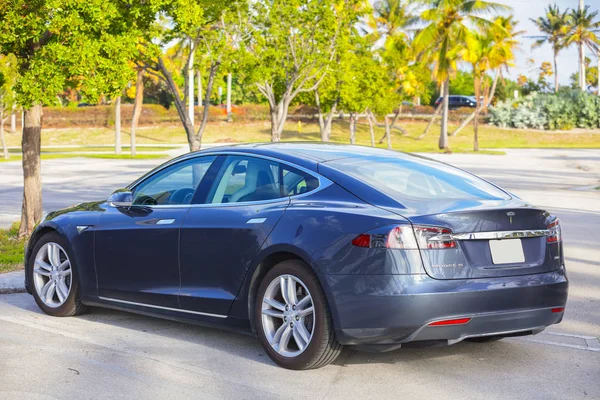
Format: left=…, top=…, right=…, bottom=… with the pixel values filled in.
left=0, top=270, right=26, bottom=295
left=0, top=288, right=27, bottom=295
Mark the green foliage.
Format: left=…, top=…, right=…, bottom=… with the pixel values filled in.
left=245, top=0, right=358, bottom=104
left=449, top=71, right=475, bottom=96
left=0, top=0, right=158, bottom=107
left=0, top=53, right=18, bottom=114
left=490, top=90, right=600, bottom=130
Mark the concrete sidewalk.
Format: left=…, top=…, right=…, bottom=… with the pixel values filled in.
left=0, top=270, right=25, bottom=294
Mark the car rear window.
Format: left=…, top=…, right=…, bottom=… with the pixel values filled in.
left=325, top=156, right=511, bottom=201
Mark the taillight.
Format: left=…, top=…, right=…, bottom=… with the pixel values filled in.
left=352, top=225, right=457, bottom=250
left=547, top=218, right=561, bottom=243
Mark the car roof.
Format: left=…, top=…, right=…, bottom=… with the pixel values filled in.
left=192, top=142, right=424, bottom=172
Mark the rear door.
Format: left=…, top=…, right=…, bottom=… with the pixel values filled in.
left=178, top=155, right=292, bottom=315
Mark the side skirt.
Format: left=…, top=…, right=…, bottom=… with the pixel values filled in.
left=80, top=295, right=253, bottom=336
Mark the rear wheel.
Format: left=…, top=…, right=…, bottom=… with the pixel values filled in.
left=28, top=232, right=87, bottom=317
left=255, top=259, right=342, bottom=370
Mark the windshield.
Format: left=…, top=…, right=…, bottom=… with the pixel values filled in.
left=325, top=156, right=511, bottom=201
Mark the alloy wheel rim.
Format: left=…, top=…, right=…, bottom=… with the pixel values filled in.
left=261, top=274, right=315, bottom=358
left=33, top=242, right=72, bottom=308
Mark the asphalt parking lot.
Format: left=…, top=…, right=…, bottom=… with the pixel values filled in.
left=0, top=148, right=599, bottom=399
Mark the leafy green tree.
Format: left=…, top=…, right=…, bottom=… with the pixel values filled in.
left=0, top=54, right=18, bottom=159
left=0, top=0, right=148, bottom=236
left=565, top=5, right=600, bottom=91
left=139, top=1, right=247, bottom=151
left=245, top=0, right=359, bottom=142
left=531, top=4, right=571, bottom=93
left=413, top=0, right=509, bottom=150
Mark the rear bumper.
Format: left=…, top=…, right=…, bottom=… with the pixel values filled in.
left=321, top=269, right=568, bottom=346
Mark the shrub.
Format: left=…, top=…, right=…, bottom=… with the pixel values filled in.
left=489, top=90, right=600, bottom=130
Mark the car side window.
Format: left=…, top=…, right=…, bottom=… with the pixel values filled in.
left=132, top=156, right=216, bottom=206
left=207, top=156, right=283, bottom=204
left=282, top=166, right=319, bottom=196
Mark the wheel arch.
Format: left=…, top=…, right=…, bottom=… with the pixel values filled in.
left=244, top=245, right=333, bottom=336
left=24, top=222, right=68, bottom=294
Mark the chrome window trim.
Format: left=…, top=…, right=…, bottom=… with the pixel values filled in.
left=449, top=230, right=550, bottom=241
left=124, top=151, right=332, bottom=208
left=98, top=296, right=227, bottom=319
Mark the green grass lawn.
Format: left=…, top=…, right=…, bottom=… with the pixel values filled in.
left=4, top=119, right=598, bottom=153
left=0, top=224, right=25, bottom=274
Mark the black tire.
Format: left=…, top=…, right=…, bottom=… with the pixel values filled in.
left=27, top=231, right=88, bottom=317
left=255, top=259, right=342, bottom=370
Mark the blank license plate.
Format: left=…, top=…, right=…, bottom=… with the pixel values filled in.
left=489, top=239, right=525, bottom=264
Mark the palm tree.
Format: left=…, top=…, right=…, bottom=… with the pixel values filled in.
left=413, top=0, right=509, bottom=150
left=531, top=5, right=570, bottom=93
left=452, top=15, right=522, bottom=138
left=565, top=5, right=600, bottom=91
left=462, top=17, right=521, bottom=150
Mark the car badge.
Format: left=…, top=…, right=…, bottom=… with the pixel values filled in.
left=506, top=211, right=515, bottom=225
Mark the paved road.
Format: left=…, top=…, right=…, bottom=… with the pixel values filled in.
left=0, top=148, right=599, bottom=399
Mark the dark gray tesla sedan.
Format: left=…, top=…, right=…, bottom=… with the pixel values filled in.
left=24, top=144, right=568, bottom=370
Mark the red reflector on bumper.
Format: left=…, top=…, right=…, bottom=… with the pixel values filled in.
left=551, top=307, right=565, bottom=313
left=428, top=318, right=471, bottom=326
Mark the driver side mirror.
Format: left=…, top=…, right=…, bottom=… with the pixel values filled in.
left=108, top=189, right=133, bottom=208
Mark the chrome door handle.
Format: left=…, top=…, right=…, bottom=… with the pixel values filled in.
left=246, top=218, right=267, bottom=224
left=156, top=219, right=176, bottom=225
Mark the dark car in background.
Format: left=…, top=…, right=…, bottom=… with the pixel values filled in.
left=24, top=144, right=568, bottom=370
left=435, top=95, right=477, bottom=109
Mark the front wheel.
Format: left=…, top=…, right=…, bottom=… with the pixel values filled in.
left=255, top=260, right=342, bottom=370
left=28, top=232, right=87, bottom=317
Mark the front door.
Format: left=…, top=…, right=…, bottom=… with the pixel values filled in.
left=95, top=155, right=217, bottom=308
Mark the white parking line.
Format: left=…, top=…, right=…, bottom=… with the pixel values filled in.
left=514, top=331, right=600, bottom=353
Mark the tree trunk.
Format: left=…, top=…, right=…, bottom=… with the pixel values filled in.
left=226, top=73, right=232, bottom=122
left=473, top=74, right=482, bottom=152
left=0, top=111, right=8, bottom=159
left=579, top=43, right=586, bottom=91
left=418, top=81, right=444, bottom=140
left=367, top=109, right=375, bottom=147
left=130, top=69, right=144, bottom=157
left=553, top=52, right=559, bottom=93
left=194, top=60, right=219, bottom=150
left=378, top=108, right=402, bottom=144
left=315, top=91, right=327, bottom=141
left=439, top=78, right=450, bottom=150
left=114, top=96, right=122, bottom=155
left=18, top=104, right=43, bottom=238
left=10, top=106, right=16, bottom=134
left=188, top=41, right=195, bottom=127
left=270, top=106, right=280, bottom=142
left=597, top=50, right=600, bottom=96
left=452, top=70, right=500, bottom=137
left=197, top=70, right=203, bottom=106
left=156, top=56, right=197, bottom=151
left=385, top=115, right=392, bottom=149
left=349, top=112, right=356, bottom=144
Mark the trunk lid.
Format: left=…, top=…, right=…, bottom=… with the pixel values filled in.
left=408, top=208, right=563, bottom=280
